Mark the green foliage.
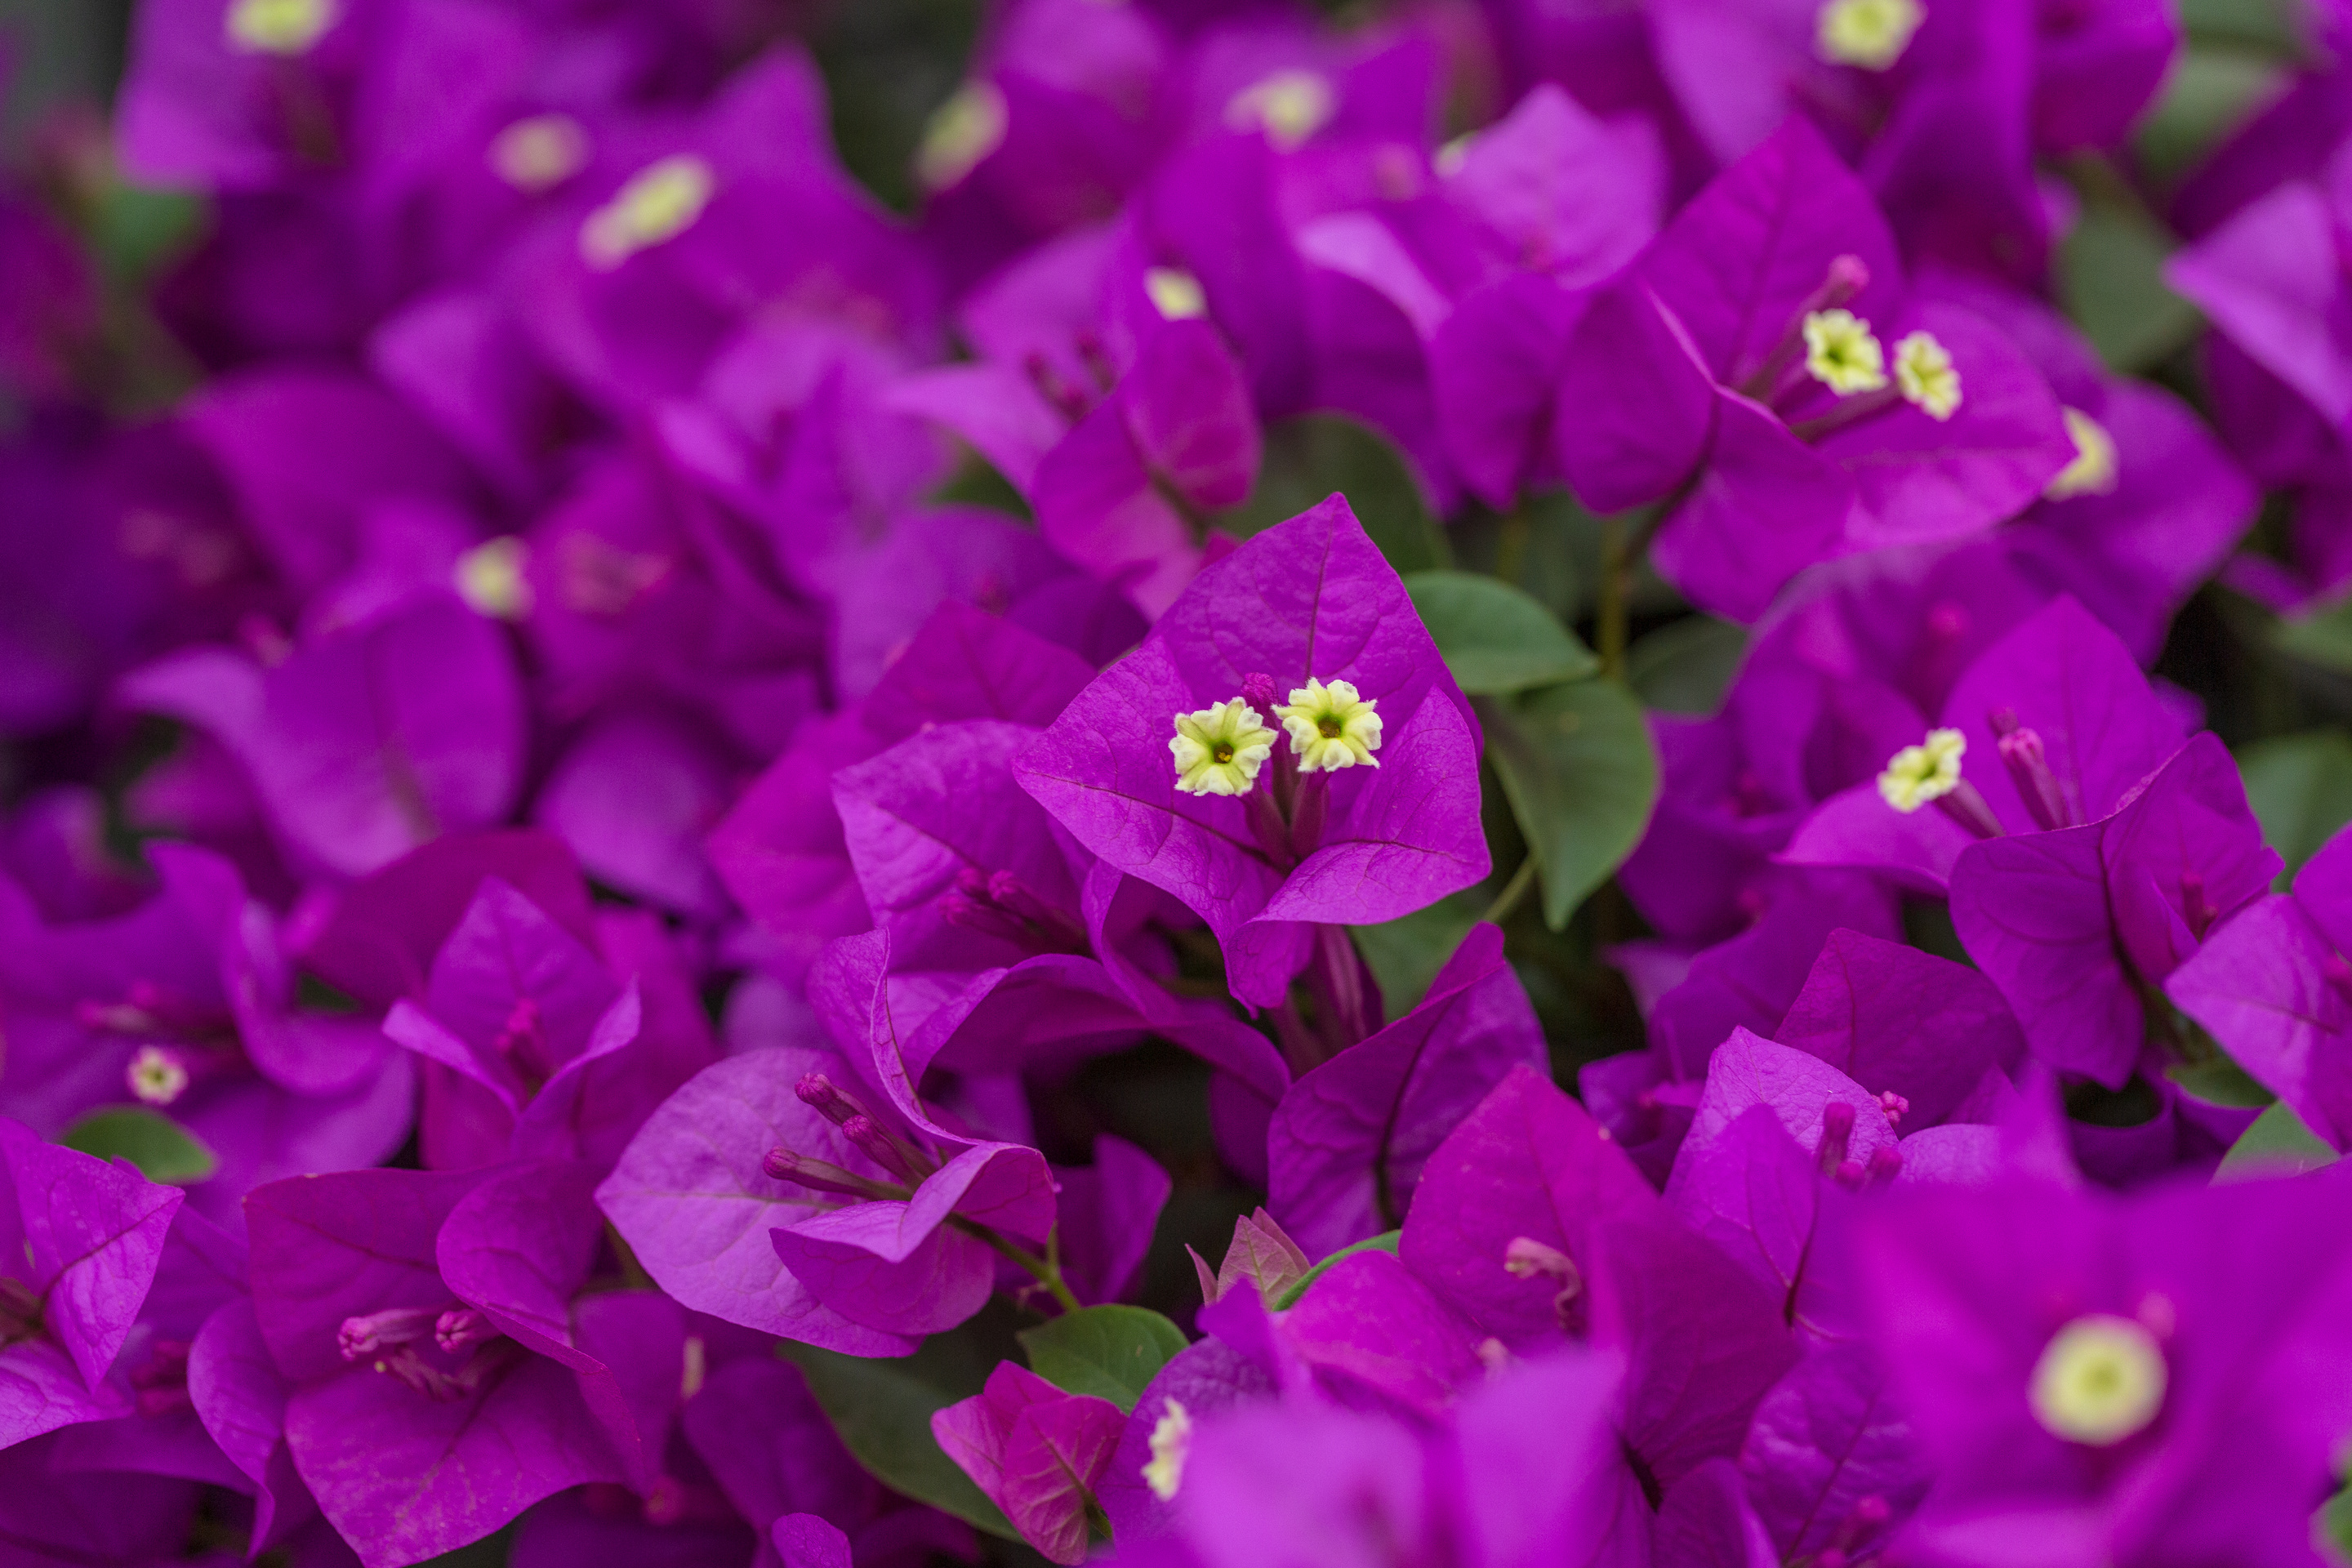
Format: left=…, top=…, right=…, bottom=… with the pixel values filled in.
left=1480, top=680, right=1661, bottom=930
left=1353, top=891, right=1485, bottom=1020
left=1271, top=1230, right=1401, bottom=1310
left=2321, top=1474, right=2352, bottom=1564
left=2166, top=1054, right=2274, bottom=1109
left=2137, top=51, right=2284, bottom=180
left=1405, top=571, right=1598, bottom=693
left=58, top=1107, right=218, bottom=1184
left=2274, top=598, right=2352, bottom=677
left=2238, top=730, right=2352, bottom=886
left=1018, top=1305, right=1188, bottom=1412
left=88, top=181, right=205, bottom=287
left=2057, top=203, right=2203, bottom=374
left=1223, top=414, right=1450, bottom=572
left=1626, top=615, right=1746, bottom=716
left=782, top=1324, right=1021, bottom=1540
left=2214, top=1102, right=2341, bottom=1183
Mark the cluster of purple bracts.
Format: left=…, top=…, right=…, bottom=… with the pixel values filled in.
left=2, top=0, right=2352, bottom=1564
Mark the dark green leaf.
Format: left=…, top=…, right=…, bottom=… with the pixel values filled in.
left=1270, top=1230, right=1401, bottom=1310
left=1018, top=1305, right=1189, bottom=1412
left=2214, top=1102, right=2341, bottom=1183
left=1479, top=681, right=1661, bottom=930
left=2274, top=598, right=2352, bottom=676
left=1404, top=571, right=1597, bottom=693
left=2057, top=206, right=2203, bottom=373
left=2136, top=50, right=2286, bottom=180
left=2238, top=729, right=2352, bottom=885
left=1220, top=414, right=1450, bottom=573
left=780, top=1335, right=1018, bottom=1539
left=2165, top=1054, right=2274, bottom=1110
left=2172, top=0, right=2296, bottom=51
left=58, top=1107, right=218, bottom=1184
left=1353, top=891, right=1485, bottom=1020
left=90, top=184, right=206, bottom=287
left=2320, top=1476, right=2352, bottom=1561
left=1625, top=615, right=1746, bottom=716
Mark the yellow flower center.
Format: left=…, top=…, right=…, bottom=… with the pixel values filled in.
left=489, top=114, right=589, bottom=193
left=1276, top=677, right=1383, bottom=774
left=1145, top=267, right=1208, bottom=321
left=1817, top=0, right=1926, bottom=69
left=1223, top=70, right=1335, bottom=151
left=2045, top=407, right=2120, bottom=500
left=1143, top=1398, right=1192, bottom=1501
left=915, top=82, right=1008, bottom=191
left=1171, top=698, right=1278, bottom=796
left=2030, top=1315, right=2167, bottom=1446
left=1878, top=727, right=1965, bottom=811
left=1804, top=310, right=1889, bottom=396
left=1894, top=331, right=1962, bottom=420
left=579, top=155, right=715, bottom=270
left=226, top=0, right=335, bottom=54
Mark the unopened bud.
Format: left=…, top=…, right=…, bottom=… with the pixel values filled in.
left=1817, top=1101, right=1857, bottom=1174
left=795, top=1072, right=870, bottom=1129
left=1994, top=720, right=2073, bottom=832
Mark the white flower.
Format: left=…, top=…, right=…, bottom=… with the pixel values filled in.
left=1878, top=728, right=1965, bottom=812
left=1276, top=678, right=1383, bottom=773
left=1171, top=699, right=1278, bottom=795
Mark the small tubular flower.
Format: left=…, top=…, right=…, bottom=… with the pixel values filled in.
left=2045, top=407, right=2121, bottom=500
left=1143, top=1398, right=1192, bottom=1500
left=1815, top=0, right=1925, bottom=68
left=1276, top=678, right=1383, bottom=773
left=125, top=1045, right=189, bottom=1107
left=226, top=0, right=335, bottom=53
left=1803, top=310, right=1889, bottom=394
left=580, top=155, right=715, bottom=270
left=1894, top=332, right=1962, bottom=419
left=1171, top=698, right=1278, bottom=796
left=1224, top=70, right=1335, bottom=150
left=916, top=82, right=1008, bottom=191
left=1877, top=728, right=1965, bottom=811
left=2028, top=1315, right=2167, bottom=1446
left=1145, top=267, right=1208, bottom=321
left=488, top=115, right=588, bottom=193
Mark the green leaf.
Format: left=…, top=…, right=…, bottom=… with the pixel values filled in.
left=2166, top=1054, right=2274, bottom=1110
left=1018, top=1305, right=1189, bottom=1412
left=2274, top=598, right=2352, bottom=676
left=2136, top=49, right=2287, bottom=180
left=1220, top=414, right=1450, bottom=573
left=1625, top=615, right=1746, bottom=716
left=58, top=1107, right=218, bottom=1184
left=1353, top=891, right=1485, bottom=1019
left=780, top=1334, right=1019, bottom=1539
left=2214, top=1102, right=2341, bottom=1183
left=89, top=182, right=206, bottom=287
left=2238, top=729, right=2352, bottom=886
left=1478, top=680, right=1661, bottom=930
left=2320, top=1475, right=2352, bottom=1561
left=2056, top=206, right=2203, bottom=374
left=1270, top=1230, right=1401, bottom=1310
left=1404, top=571, right=1597, bottom=693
